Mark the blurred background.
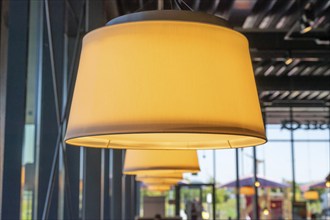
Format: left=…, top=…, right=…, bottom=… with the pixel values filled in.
left=1, top=0, right=329, bottom=219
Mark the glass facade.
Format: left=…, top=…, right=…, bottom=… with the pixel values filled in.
left=151, top=107, right=329, bottom=220
left=0, top=1, right=329, bottom=220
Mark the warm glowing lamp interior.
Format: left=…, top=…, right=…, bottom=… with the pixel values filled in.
left=136, top=173, right=183, bottom=184
left=147, top=185, right=172, bottom=192
left=123, top=149, right=200, bottom=175
left=138, top=178, right=181, bottom=185
left=137, top=173, right=183, bottom=180
left=326, top=181, right=330, bottom=188
left=65, top=10, right=266, bottom=150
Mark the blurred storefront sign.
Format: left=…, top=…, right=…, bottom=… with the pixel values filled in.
left=281, top=119, right=330, bottom=130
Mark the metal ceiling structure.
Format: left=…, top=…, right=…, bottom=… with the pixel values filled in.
left=103, top=0, right=330, bottom=112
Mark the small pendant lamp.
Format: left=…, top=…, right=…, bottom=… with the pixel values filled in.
left=147, top=185, right=172, bottom=192
left=137, top=173, right=183, bottom=180
left=123, top=149, right=200, bottom=175
left=138, top=177, right=181, bottom=185
left=65, top=10, right=266, bottom=149
left=136, top=173, right=183, bottom=184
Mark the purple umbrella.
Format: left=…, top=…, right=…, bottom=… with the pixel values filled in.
left=220, top=176, right=288, bottom=188
left=309, top=181, right=328, bottom=189
left=302, top=174, right=330, bottom=190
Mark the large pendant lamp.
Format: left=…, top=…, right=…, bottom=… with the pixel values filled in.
left=123, top=149, right=200, bottom=175
left=65, top=10, right=266, bottom=149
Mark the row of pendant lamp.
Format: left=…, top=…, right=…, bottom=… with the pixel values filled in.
left=135, top=173, right=184, bottom=192
left=123, top=150, right=200, bottom=192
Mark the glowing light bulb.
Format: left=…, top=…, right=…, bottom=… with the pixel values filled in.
left=285, top=58, right=293, bottom=65
left=326, top=181, right=330, bottom=188
left=263, top=208, right=269, bottom=216
left=254, top=181, right=261, bottom=188
left=301, top=26, right=312, bottom=34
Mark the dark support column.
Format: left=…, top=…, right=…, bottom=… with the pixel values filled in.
left=131, top=176, right=137, bottom=218
left=62, top=0, right=86, bottom=217
left=213, top=149, right=217, bottom=219
left=253, top=146, right=259, bottom=220
left=122, top=175, right=130, bottom=219
left=63, top=146, right=80, bottom=219
left=212, top=184, right=216, bottom=220
left=135, top=181, right=141, bottom=217
left=290, top=107, right=296, bottom=217
left=0, top=1, right=29, bottom=219
left=175, top=185, right=180, bottom=216
left=235, top=149, right=240, bottom=219
left=36, top=0, right=67, bottom=218
left=82, top=149, right=101, bottom=220
left=81, top=0, right=106, bottom=219
left=111, top=149, right=123, bottom=220
left=122, top=174, right=135, bottom=220
left=101, top=149, right=110, bottom=220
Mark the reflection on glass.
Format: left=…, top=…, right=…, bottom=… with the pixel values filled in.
left=20, top=0, right=42, bottom=218
left=135, top=107, right=330, bottom=220
left=21, top=126, right=36, bottom=220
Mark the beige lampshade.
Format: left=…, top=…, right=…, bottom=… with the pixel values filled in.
left=65, top=10, right=266, bottom=150
left=139, top=178, right=181, bottom=185
left=136, top=173, right=183, bottom=184
left=137, top=173, right=183, bottom=180
left=304, top=191, right=319, bottom=200
left=147, top=185, right=172, bottom=192
left=123, top=149, right=200, bottom=175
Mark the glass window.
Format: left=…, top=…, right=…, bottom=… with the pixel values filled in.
left=20, top=1, right=42, bottom=219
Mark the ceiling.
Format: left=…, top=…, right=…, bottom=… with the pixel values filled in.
left=51, top=0, right=330, bottom=124
left=105, top=0, right=330, bottom=111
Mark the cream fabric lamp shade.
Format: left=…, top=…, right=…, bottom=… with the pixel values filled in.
left=147, top=185, right=172, bottom=192
left=123, top=149, right=200, bottom=175
left=65, top=10, right=266, bottom=150
left=138, top=177, right=181, bottom=185
left=136, top=173, right=183, bottom=184
left=137, top=173, right=183, bottom=180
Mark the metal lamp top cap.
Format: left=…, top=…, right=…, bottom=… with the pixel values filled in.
left=106, top=10, right=230, bottom=28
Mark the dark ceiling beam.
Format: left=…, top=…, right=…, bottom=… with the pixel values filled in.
left=214, top=0, right=235, bottom=18
left=241, top=0, right=276, bottom=28
left=251, top=50, right=330, bottom=59
left=256, top=76, right=330, bottom=91
left=262, top=100, right=329, bottom=108
left=260, top=0, right=296, bottom=29
left=237, top=28, right=329, bottom=50
left=208, top=0, right=221, bottom=14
